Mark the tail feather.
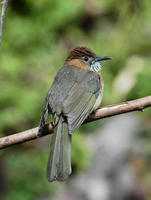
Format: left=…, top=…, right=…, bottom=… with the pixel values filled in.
left=47, top=116, right=71, bottom=182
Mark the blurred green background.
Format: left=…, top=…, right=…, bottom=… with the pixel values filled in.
left=0, top=0, right=151, bottom=199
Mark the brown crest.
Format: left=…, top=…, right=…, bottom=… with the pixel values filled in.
left=66, top=46, right=97, bottom=61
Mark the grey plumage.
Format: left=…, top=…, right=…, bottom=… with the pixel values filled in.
left=38, top=64, right=102, bottom=181
left=47, top=116, right=71, bottom=181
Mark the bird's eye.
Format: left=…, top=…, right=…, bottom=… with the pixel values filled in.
left=84, top=56, right=89, bottom=62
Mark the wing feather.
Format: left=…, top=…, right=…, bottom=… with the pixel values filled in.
left=46, top=66, right=102, bottom=135
left=63, top=83, right=96, bottom=134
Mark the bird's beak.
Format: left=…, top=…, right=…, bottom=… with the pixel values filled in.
left=95, top=56, right=112, bottom=62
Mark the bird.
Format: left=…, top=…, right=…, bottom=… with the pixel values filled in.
left=38, top=46, right=111, bottom=182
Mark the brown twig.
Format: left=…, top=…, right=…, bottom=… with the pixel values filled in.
left=0, top=95, right=151, bottom=150
left=0, top=0, right=8, bottom=48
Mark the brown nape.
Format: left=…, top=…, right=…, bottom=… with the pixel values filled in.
left=66, top=46, right=97, bottom=61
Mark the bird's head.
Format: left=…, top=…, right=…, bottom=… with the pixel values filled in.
left=66, top=46, right=112, bottom=72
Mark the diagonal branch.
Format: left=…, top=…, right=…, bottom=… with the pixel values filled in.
left=0, top=95, right=151, bottom=150
left=0, top=0, right=8, bottom=48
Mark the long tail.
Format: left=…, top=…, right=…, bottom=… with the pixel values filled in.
left=47, top=116, right=72, bottom=182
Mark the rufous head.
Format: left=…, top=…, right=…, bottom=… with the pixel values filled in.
left=66, top=46, right=112, bottom=72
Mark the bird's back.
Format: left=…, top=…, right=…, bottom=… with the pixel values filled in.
left=48, top=65, right=101, bottom=115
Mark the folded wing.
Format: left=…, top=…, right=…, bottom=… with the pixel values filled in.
left=63, top=82, right=96, bottom=134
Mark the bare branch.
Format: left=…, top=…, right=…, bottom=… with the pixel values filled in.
left=0, top=95, right=151, bottom=150
left=0, top=0, right=8, bottom=48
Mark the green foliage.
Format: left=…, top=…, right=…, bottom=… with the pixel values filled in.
left=4, top=146, right=61, bottom=200
left=72, top=131, right=92, bottom=170
left=128, top=60, right=151, bottom=99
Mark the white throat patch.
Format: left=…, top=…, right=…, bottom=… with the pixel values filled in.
left=90, top=62, right=102, bottom=72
